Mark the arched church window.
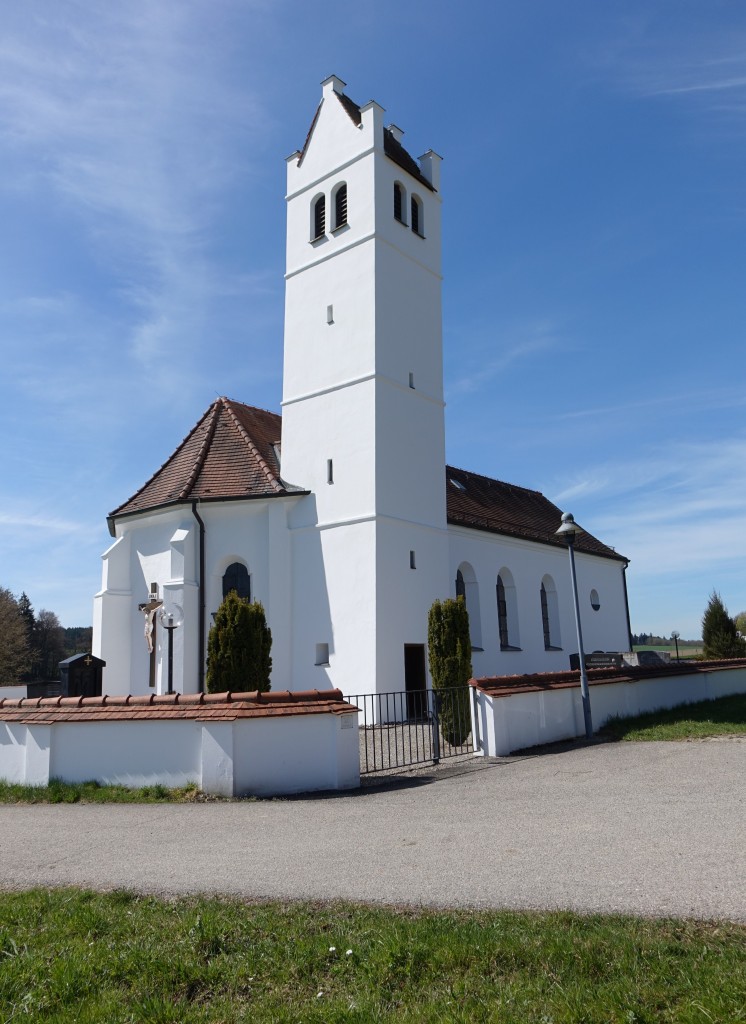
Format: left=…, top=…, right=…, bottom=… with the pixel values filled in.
left=540, top=575, right=561, bottom=650
left=333, top=183, right=347, bottom=229
left=457, top=562, right=483, bottom=649
left=312, top=195, right=326, bottom=239
left=497, top=569, right=520, bottom=650
left=222, top=562, right=251, bottom=602
left=411, top=194, right=423, bottom=236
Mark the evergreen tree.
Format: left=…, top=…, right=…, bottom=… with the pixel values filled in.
left=0, top=588, right=31, bottom=682
left=427, top=597, right=472, bottom=746
left=701, top=591, right=746, bottom=659
left=206, top=591, right=272, bottom=693
left=35, top=609, right=66, bottom=679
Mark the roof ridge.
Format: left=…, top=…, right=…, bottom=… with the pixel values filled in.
left=220, top=397, right=285, bottom=494
left=446, top=464, right=544, bottom=498
left=111, top=403, right=217, bottom=516
left=178, top=399, right=221, bottom=500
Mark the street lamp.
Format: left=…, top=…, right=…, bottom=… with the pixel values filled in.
left=555, top=512, right=593, bottom=739
left=158, top=604, right=183, bottom=695
left=671, top=631, right=680, bottom=662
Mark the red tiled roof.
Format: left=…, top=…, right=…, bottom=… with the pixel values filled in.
left=108, top=402, right=624, bottom=561
left=0, top=689, right=359, bottom=725
left=446, top=465, right=626, bottom=562
left=111, top=398, right=296, bottom=518
left=470, top=659, right=746, bottom=697
left=297, top=88, right=435, bottom=192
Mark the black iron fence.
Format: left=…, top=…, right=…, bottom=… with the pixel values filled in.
left=349, top=686, right=476, bottom=774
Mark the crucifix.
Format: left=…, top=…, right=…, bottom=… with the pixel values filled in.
left=138, top=583, right=162, bottom=688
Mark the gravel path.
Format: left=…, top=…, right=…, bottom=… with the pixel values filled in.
left=1, top=740, right=744, bottom=921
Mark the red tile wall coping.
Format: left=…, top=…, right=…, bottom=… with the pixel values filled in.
left=469, top=659, right=746, bottom=699
left=0, top=688, right=360, bottom=725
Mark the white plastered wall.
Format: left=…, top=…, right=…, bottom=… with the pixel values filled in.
left=448, top=525, right=630, bottom=678
left=93, top=497, right=299, bottom=696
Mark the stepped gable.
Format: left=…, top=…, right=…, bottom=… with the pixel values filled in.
left=111, top=399, right=292, bottom=519
left=298, top=85, right=435, bottom=192
left=445, top=466, right=626, bottom=562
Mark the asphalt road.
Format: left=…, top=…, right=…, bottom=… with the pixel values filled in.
left=2, top=740, right=744, bottom=921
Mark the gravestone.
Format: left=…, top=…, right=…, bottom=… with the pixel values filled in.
left=58, top=654, right=106, bottom=698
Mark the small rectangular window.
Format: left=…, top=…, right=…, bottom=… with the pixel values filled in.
left=327, top=459, right=334, bottom=484
left=410, top=550, right=416, bottom=570
left=315, top=643, right=329, bottom=666
left=326, top=304, right=334, bottom=324
left=408, top=372, right=415, bottom=389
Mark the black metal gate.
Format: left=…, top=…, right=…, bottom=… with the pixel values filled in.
left=350, top=687, right=476, bottom=774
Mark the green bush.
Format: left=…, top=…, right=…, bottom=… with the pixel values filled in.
left=206, top=592, right=272, bottom=693
left=701, top=591, right=746, bottom=660
left=427, top=597, right=472, bottom=745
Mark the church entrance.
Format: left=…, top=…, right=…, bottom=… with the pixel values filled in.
left=404, top=644, right=427, bottom=719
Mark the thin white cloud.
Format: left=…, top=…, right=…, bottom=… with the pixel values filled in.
left=450, top=322, right=560, bottom=395
left=552, top=437, right=746, bottom=582
left=0, top=1, right=269, bottom=381
left=598, top=20, right=746, bottom=122
left=0, top=511, right=83, bottom=533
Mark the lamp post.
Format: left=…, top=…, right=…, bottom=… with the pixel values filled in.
left=158, top=604, right=183, bottom=695
left=555, top=512, right=593, bottom=739
left=671, top=631, right=680, bottom=662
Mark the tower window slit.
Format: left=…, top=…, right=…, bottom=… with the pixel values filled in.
left=327, top=458, right=334, bottom=484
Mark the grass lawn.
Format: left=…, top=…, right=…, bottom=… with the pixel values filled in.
left=600, top=693, right=746, bottom=742
left=0, top=778, right=203, bottom=804
left=0, top=890, right=744, bottom=1023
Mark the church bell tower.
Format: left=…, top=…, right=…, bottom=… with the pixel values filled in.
left=281, top=76, right=449, bottom=696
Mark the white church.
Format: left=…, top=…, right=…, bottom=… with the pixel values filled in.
left=93, top=76, right=632, bottom=700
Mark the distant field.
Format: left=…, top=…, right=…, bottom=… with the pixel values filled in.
left=634, top=644, right=703, bottom=659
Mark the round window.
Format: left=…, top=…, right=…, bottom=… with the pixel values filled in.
left=590, top=589, right=600, bottom=611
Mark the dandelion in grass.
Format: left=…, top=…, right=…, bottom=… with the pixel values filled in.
left=317, top=991, right=324, bottom=999
left=346, top=949, right=353, bottom=956
left=328, top=946, right=336, bottom=953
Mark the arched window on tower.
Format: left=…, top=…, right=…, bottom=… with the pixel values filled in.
left=333, top=183, right=347, bottom=229
left=222, top=562, right=251, bottom=602
left=312, top=194, right=326, bottom=240
left=394, top=181, right=406, bottom=223
left=497, top=569, right=520, bottom=650
left=411, top=194, right=423, bottom=236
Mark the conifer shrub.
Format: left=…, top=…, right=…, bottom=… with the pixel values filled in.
left=427, top=597, right=472, bottom=746
left=701, top=591, right=746, bottom=660
left=206, top=591, right=272, bottom=693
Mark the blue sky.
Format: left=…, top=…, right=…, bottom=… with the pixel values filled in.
left=1, top=0, right=745, bottom=637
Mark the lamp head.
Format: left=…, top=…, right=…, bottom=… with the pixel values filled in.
left=555, top=511, right=584, bottom=542
left=158, top=603, right=184, bottom=629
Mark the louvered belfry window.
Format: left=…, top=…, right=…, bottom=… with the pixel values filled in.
left=313, top=195, right=326, bottom=239
left=394, top=182, right=403, bottom=222
left=335, top=184, right=347, bottom=228
left=410, top=196, right=420, bottom=235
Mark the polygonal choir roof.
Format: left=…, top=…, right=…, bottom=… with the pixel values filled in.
left=110, top=399, right=626, bottom=562
left=111, top=398, right=294, bottom=518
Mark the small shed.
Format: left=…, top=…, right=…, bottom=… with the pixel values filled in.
left=58, top=654, right=106, bottom=699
